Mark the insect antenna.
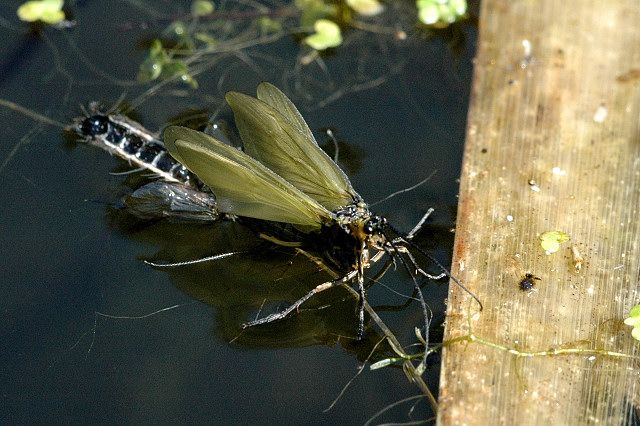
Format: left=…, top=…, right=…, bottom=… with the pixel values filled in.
left=108, top=91, right=129, bottom=115
left=369, top=171, right=437, bottom=207
left=325, top=129, right=340, bottom=163
left=405, top=208, right=434, bottom=240
left=0, top=98, right=66, bottom=129
left=390, top=229, right=484, bottom=311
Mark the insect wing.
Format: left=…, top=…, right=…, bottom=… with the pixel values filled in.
left=225, top=83, right=359, bottom=211
left=255, top=82, right=316, bottom=145
left=164, top=126, right=331, bottom=228
left=125, top=181, right=219, bottom=222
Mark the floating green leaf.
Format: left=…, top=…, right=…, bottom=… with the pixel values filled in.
left=162, top=62, right=199, bottom=89
left=303, top=19, right=342, bottom=50
left=138, top=40, right=167, bottom=81
left=257, top=16, right=282, bottom=34
left=624, top=305, right=640, bottom=341
left=191, top=0, right=214, bottom=16
left=539, top=230, right=570, bottom=254
left=194, top=32, right=217, bottom=46
left=17, top=0, right=65, bottom=24
left=417, top=1, right=439, bottom=24
left=624, top=305, right=640, bottom=327
left=138, top=39, right=198, bottom=88
left=416, top=0, right=467, bottom=27
left=346, top=0, right=384, bottom=16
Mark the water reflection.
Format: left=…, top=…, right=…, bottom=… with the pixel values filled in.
left=108, top=211, right=394, bottom=356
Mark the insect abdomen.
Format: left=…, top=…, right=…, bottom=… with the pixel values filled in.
left=76, top=113, right=201, bottom=187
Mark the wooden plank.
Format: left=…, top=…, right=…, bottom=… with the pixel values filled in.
left=438, top=1, right=640, bottom=424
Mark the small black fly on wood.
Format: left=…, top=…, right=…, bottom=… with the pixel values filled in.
left=519, top=273, right=541, bottom=291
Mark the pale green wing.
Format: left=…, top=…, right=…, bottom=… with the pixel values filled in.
left=225, top=83, right=359, bottom=211
left=255, top=82, right=316, bottom=145
left=164, top=126, right=331, bottom=228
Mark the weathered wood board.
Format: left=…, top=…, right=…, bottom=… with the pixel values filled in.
left=438, top=1, right=640, bottom=424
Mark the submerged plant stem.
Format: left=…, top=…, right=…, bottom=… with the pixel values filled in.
left=343, top=285, right=438, bottom=412
left=445, top=332, right=638, bottom=360
left=296, top=249, right=438, bottom=412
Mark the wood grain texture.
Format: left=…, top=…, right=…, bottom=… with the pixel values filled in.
left=438, top=1, right=640, bottom=424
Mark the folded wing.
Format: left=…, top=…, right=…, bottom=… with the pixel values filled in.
left=164, top=126, right=331, bottom=229
left=226, top=82, right=360, bottom=211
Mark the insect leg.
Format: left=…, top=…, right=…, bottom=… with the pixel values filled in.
left=405, top=208, right=434, bottom=240
left=394, top=236, right=483, bottom=311
left=394, top=245, right=446, bottom=280
left=356, top=257, right=367, bottom=340
left=242, top=270, right=357, bottom=328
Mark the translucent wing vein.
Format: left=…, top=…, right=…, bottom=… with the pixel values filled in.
left=226, top=82, right=359, bottom=210
left=164, top=126, right=331, bottom=228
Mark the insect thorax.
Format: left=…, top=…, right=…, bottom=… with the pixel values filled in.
left=335, top=202, right=387, bottom=241
left=314, top=202, right=388, bottom=272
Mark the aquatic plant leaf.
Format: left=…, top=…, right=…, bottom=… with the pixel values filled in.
left=164, top=126, right=330, bottom=227
left=138, top=59, right=162, bottom=81
left=226, top=83, right=359, bottom=210
left=629, top=305, right=640, bottom=319
left=195, top=32, right=217, bottom=45
left=257, top=17, right=282, bottom=34
left=416, top=0, right=467, bottom=26
left=138, top=40, right=166, bottom=81
left=624, top=316, right=640, bottom=327
left=346, top=0, right=384, bottom=16
left=627, top=305, right=640, bottom=341
left=303, top=19, right=342, bottom=51
left=450, top=0, right=468, bottom=15
left=138, top=40, right=197, bottom=87
left=539, top=230, right=570, bottom=254
left=624, top=304, right=640, bottom=342
left=417, top=1, right=439, bottom=25
left=161, top=61, right=198, bottom=88
left=191, top=0, right=214, bottom=16
left=386, top=335, right=408, bottom=358
left=17, top=0, right=64, bottom=24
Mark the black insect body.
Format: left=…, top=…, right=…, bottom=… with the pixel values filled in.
left=520, top=273, right=541, bottom=291
left=72, top=107, right=219, bottom=222
left=164, top=83, right=480, bottom=340
left=75, top=109, right=200, bottom=186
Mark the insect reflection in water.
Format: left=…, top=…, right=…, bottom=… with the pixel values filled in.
left=161, top=82, right=482, bottom=352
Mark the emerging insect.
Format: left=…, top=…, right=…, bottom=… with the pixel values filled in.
left=72, top=105, right=219, bottom=222
left=164, top=82, right=481, bottom=340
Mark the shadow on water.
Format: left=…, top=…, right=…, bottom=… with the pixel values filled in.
left=107, top=212, right=388, bottom=351
left=106, top=192, right=457, bottom=359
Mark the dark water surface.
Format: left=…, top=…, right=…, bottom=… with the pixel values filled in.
left=0, top=1, right=476, bottom=423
